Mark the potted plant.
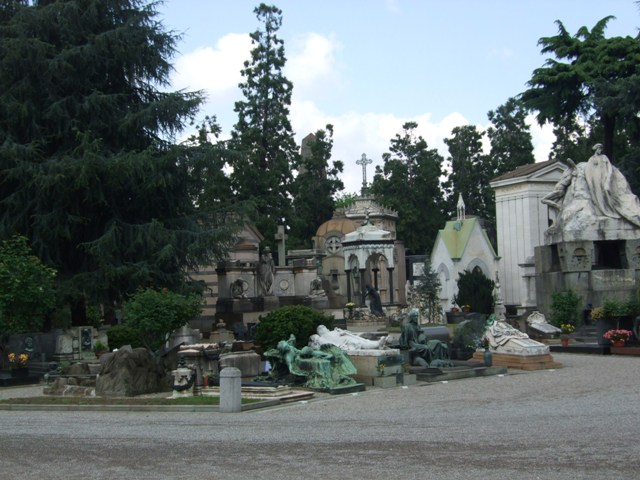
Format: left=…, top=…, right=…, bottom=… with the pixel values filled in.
left=603, top=329, right=633, bottom=348
left=559, top=323, right=575, bottom=347
left=93, top=340, right=108, bottom=357
left=7, top=352, right=29, bottom=377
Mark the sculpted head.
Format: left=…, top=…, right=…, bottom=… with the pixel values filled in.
left=317, top=325, right=329, bottom=335
left=593, top=143, right=603, bottom=154
left=408, top=309, right=419, bottom=323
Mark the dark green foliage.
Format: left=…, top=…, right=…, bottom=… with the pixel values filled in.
left=487, top=97, right=535, bottom=176
left=550, top=290, right=582, bottom=327
left=105, top=325, right=143, bottom=350
left=410, top=259, right=442, bottom=323
left=0, top=0, right=235, bottom=325
left=0, top=235, right=57, bottom=334
left=453, top=268, right=495, bottom=315
left=289, top=125, right=344, bottom=249
left=254, top=305, right=335, bottom=352
left=123, top=288, right=203, bottom=353
left=444, top=125, right=494, bottom=227
left=229, top=3, right=299, bottom=254
left=521, top=17, right=640, bottom=168
left=105, top=325, right=144, bottom=350
left=371, top=122, right=447, bottom=255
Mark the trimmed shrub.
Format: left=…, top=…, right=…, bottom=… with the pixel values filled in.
left=106, top=325, right=144, bottom=350
left=254, top=305, right=335, bottom=351
left=454, top=268, right=495, bottom=314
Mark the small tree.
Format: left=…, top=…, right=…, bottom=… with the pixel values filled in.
left=550, top=290, right=582, bottom=328
left=0, top=236, right=56, bottom=335
left=254, top=305, right=335, bottom=352
left=123, top=288, right=203, bottom=353
left=453, top=268, right=495, bottom=315
left=409, top=260, right=442, bottom=323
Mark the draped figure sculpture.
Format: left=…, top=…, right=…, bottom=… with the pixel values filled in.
left=542, top=143, right=640, bottom=235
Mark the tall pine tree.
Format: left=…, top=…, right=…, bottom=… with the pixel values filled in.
left=0, top=0, right=235, bottom=324
left=230, top=3, right=299, bottom=255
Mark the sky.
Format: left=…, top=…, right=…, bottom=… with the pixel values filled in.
left=156, top=0, right=640, bottom=195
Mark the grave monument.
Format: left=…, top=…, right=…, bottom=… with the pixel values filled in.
left=535, top=143, right=640, bottom=312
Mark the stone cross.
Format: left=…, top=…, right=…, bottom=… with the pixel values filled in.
left=356, top=153, right=372, bottom=193
left=274, top=224, right=288, bottom=267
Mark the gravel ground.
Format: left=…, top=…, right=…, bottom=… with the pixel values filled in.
left=0, top=352, right=639, bottom=479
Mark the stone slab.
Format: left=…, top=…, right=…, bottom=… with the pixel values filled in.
left=328, top=383, right=366, bottom=395
left=472, top=351, right=562, bottom=370
left=415, top=365, right=507, bottom=383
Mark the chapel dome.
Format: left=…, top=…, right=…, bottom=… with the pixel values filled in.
left=315, top=217, right=357, bottom=237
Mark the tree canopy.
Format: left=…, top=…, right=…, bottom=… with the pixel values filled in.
left=371, top=122, right=447, bottom=255
left=0, top=0, right=237, bottom=324
left=521, top=16, right=640, bottom=164
left=229, top=3, right=299, bottom=256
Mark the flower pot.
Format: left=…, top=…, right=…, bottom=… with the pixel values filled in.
left=561, top=338, right=569, bottom=347
left=612, top=340, right=626, bottom=348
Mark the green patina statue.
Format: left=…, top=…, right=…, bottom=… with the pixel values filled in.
left=264, top=334, right=358, bottom=390
left=399, top=310, right=453, bottom=367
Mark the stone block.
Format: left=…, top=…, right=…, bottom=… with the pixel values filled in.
left=402, top=373, right=417, bottom=386
left=373, top=375, right=399, bottom=388
left=348, top=350, right=403, bottom=377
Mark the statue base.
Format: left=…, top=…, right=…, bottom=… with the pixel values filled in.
left=472, top=351, right=561, bottom=370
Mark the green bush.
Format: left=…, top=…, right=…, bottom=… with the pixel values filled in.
left=106, top=325, right=144, bottom=349
left=254, top=305, right=335, bottom=351
left=0, top=236, right=57, bottom=334
left=550, top=290, right=582, bottom=327
left=123, top=288, right=203, bottom=353
left=454, top=268, right=495, bottom=314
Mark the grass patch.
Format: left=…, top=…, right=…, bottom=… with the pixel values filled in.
left=0, top=395, right=260, bottom=406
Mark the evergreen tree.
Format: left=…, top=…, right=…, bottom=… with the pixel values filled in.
left=229, top=3, right=299, bottom=255
left=486, top=97, right=535, bottom=176
left=444, top=125, right=493, bottom=223
left=289, top=125, right=344, bottom=249
left=0, top=0, right=235, bottom=324
left=521, top=17, right=640, bottom=163
left=371, top=122, right=446, bottom=255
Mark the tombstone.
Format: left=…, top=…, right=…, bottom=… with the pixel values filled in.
left=526, top=311, right=561, bottom=338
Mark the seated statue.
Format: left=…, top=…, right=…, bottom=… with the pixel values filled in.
left=399, top=310, right=453, bottom=367
left=264, top=334, right=357, bottom=390
left=309, top=325, right=387, bottom=351
left=484, top=314, right=549, bottom=355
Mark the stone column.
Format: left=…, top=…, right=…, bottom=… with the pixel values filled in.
left=219, top=367, right=242, bottom=413
left=345, top=269, right=352, bottom=302
left=360, top=268, right=366, bottom=306
left=387, top=267, right=394, bottom=305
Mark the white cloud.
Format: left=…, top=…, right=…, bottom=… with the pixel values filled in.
left=528, top=115, right=555, bottom=162
left=171, top=33, right=251, bottom=98
left=287, top=33, right=340, bottom=87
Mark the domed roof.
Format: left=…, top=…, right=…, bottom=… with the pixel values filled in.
left=315, top=217, right=357, bottom=237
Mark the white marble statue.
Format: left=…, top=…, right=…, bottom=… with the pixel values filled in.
left=484, top=314, right=549, bottom=356
left=309, top=325, right=387, bottom=351
left=542, top=143, right=640, bottom=236
left=526, top=311, right=561, bottom=335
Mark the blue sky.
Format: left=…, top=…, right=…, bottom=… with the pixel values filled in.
left=157, top=0, right=640, bottom=194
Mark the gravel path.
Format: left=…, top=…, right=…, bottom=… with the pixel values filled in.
left=1, top=353, right=639, bottom=479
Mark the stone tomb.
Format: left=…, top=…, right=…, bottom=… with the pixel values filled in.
left=348, top=349, right=414, bottom=388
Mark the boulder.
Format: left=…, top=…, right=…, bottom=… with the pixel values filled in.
left=95, top=346, right=169, bottom=397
